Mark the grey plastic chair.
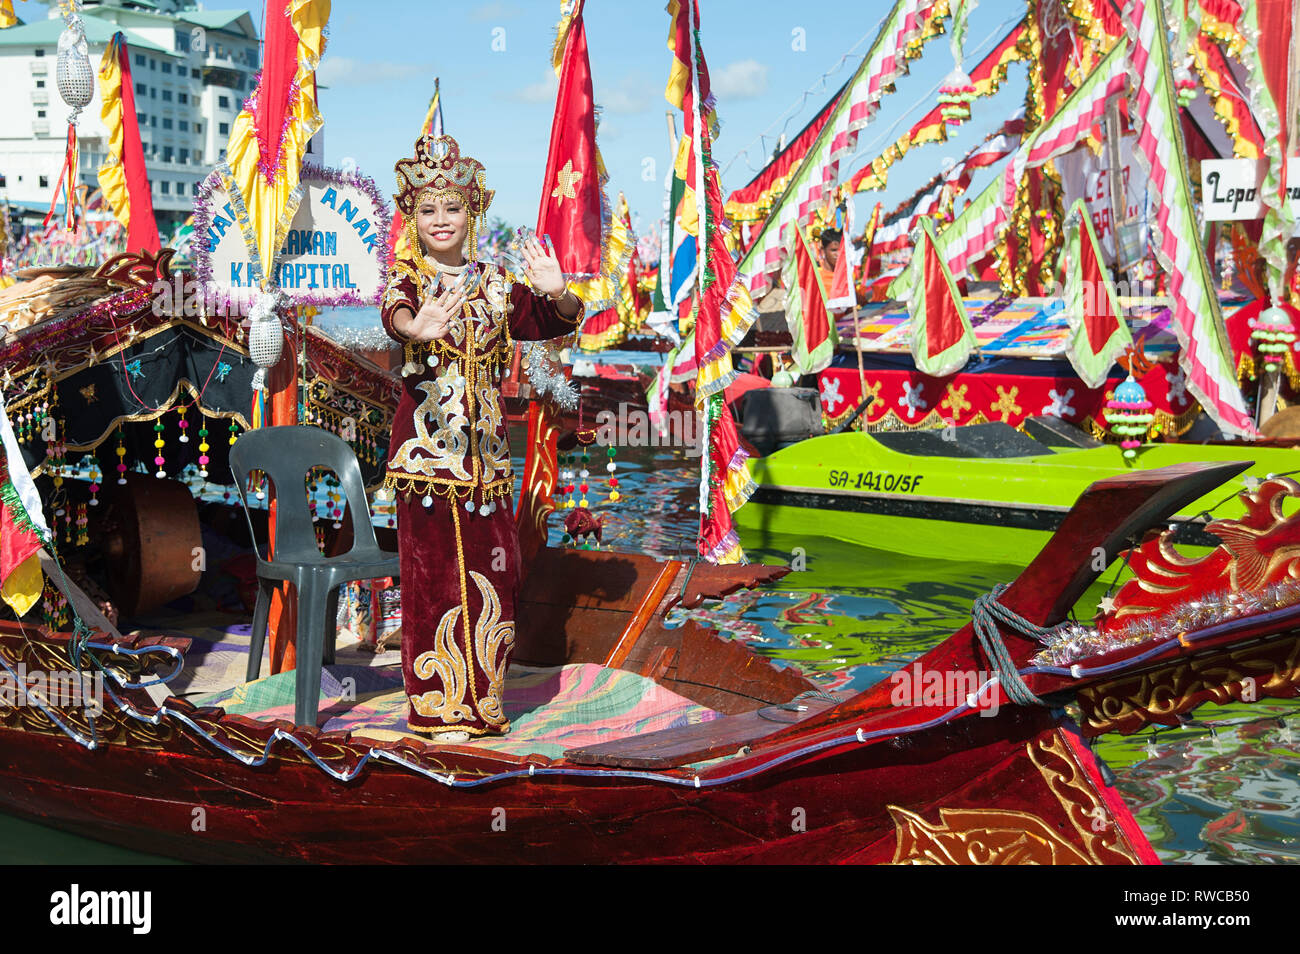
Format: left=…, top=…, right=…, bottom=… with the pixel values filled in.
left=229, top=425, right=399, bottom=727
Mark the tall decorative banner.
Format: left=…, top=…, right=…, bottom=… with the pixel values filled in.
left=1236, top=0, right=1296, bottom=306
left=97, top=32, right=160, bottom=254
left=387, top=79, right=443, bottom=262
left=725, top=80, right=846, bottom=226
left=849, top=21, right=1025, bottom=195
left=219, top=0, right=329, bottom=288
left=890, top=217, right=975, bottom=378
left=1061, top=198, right=1132, bottom=388
left=785, top=224, right=837, bottom=372
left=665, top=0, right=757, bottom=565
left=737, top=0, right=946, bottom=299
left=0, top=393, right=48, bottom=616
left=536, top=0, right=603, bottom=279
left=578, top=194, right=644, bottom=350
left=1124, top=0, right=1255, bottom=437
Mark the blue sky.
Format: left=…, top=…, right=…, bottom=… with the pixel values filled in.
left=314, top=0, right=1030, bottom=236
left=27, top=0, right=1031, bottom=236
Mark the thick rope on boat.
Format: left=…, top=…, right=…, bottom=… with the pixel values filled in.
left=971, top=583, right=1050, bottom=708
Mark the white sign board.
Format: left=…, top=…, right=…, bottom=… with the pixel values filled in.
left=195, top=166, right=392, bottom=306
left=1055, top=135, right=1151, bottom=267
left=1201, top=157, right=1300, bottom=221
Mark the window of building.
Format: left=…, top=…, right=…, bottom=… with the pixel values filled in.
left=177, top=148, right=188, bottom=164
left=135, top=54, right=145, bottom=66
left=218, top=122, right=229, bottom=135
left=36, top=109, right=45, bottom=118
left=161, top=181, right=170, bottom=194
left=162, top=62, right=172, bottom=74
left=163, top=146, right=173, bottom=163
left=34, top=48, right=45, bottom=57
left=191, top=67, right=200, bottom=78
left=176, top=181, right=185, bottom=195
left=178, top=119, right=188, bottom=131
left=163, top=118, right=173, bottom=129
left=150, top=88, right=157, bottom=99
left=150, top=115, right=157, bottom=126
left=163, top=90, right=173, bottom=102
left=194, top=122, right=202, bottom=135
left=191, top=181, right=200, bottom=196
left=177, top=92, right=187, bottom=105
left=39, top=175, right=49, bottom=188
left=149, top=58, right=156, bottom=70
left=219, top=148, right=226, bottom=160
left=218, top=95, right=230, bottom=109
left=35, top=79, right=45, bottom=88
left=137, top=111, right=147, bottom=126
left=136, top=82, right=146, bottom=95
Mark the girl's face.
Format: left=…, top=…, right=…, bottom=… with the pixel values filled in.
left=416, top=193, right=469, bottom=256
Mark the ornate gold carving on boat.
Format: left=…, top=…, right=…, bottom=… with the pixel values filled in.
left=1077, top=633, right=1300, bottom=736
left=889, top=732, right=1138, bottom=865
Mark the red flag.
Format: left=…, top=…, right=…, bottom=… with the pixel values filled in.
left=98, top=34, right=160, bottom=254
left=922, top=234, right=965, bottom=359
left=536, top=0, right=601, bottom=276
left=1079, top=211, right=1120, bottom=353
left=825, top=230, right=853, bottom=310
left=790, top=224, right=833, bottom=361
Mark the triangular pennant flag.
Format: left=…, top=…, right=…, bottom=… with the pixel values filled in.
left=890, top=217, right=974, bottom=378
left=825, top=226, right=855, bottom=310
left=784, top=223, right=837, bottom=373
left=1062, top=199, right=1131, bottom=388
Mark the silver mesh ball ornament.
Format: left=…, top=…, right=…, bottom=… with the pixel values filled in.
left=247, top=291, right=285, bottom=391
left=56, top=18, right=94, bottom=123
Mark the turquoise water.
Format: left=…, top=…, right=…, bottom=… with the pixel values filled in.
left=5, top=435, right=1298, bottom=863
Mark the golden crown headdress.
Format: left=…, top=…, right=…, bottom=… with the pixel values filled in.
left=394, top=134, right=494, bottom=218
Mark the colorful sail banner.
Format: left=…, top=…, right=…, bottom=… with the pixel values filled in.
left=219, top=0, right=328, bottom=286
left=97, top=33, right=160, bottom=255
left=1061, top=198, right=1132, bottom=388
left=1124, top=0, right=1255, bottom=436
left=737, top=0, right=947, bottom=298
left=890, top=217, right=975, bottom=378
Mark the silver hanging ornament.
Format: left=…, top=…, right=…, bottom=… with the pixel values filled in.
left=56, top=15, right=94, bottom=126
left=247, top=289, right=285, bottom=391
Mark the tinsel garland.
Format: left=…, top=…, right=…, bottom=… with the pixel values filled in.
left=1033, top=579, right=1300, bottom=669
left=520, top=340, right=579, bottom=412
left=0, top=478, right=47, bottom=546
left=316, top=325, right=395, bottom=353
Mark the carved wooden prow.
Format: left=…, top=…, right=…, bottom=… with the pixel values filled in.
left=780, top=460, right=1253, bottom=735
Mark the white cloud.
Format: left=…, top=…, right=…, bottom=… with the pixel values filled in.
left=510, top=70, right=559, bottom=104
left=471, top=1, right=523, bottom=22
left=711, top=59, right=769, bottom=100
left=316, top=57, right=425, bottom=86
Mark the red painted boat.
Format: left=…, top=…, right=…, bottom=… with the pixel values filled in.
left=1, top=459, right=1297, bottom=864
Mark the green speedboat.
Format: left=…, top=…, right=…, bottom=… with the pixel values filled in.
left=739, top=422, right=1300, bottom=563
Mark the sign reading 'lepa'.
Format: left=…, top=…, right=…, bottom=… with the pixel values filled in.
left=1200, top=158, right=1300, bottom=222
left=194, top=165, right=393, bottom=306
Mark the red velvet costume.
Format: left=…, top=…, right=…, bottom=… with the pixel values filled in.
left=381, top=134, right=580, bottom=736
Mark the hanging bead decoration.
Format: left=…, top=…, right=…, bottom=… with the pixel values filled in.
left=197, top=415, right=211, bottom=479
left=177, top=405, right=190, bottom=443
left=42, top=578, right=70, bottom=631
left=229, top=420, right=240, bottom=446
left=605, top=444, right=620, bottom=503
left=86, top=452, right=101, bottom=506
left=153, top=419, right=166, bottom=477
left=1249, top=306, right=1296, bottom=374
left=115, top=427, right=128, bottom=484
left=75, top=502, right=88, bottom=547
left=1104, top=375, right=1154, bottom=460
left=560, top=451, right=576, bottom=510
left=578, top=446, right=590, bottom=508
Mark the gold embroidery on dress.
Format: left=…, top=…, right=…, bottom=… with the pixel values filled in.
left=476, top=384, right=509, bottom=483
left=468, top=570, right=515, bottom=726
left=409, top=602, right=475, bottom=724
left=390, top=377, right=471, bottom=480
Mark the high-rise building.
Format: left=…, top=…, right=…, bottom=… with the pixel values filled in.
left=0, top=1, right=322, bottom=234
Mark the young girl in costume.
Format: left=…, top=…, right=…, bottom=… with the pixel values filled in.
left=381, top=134, right=582, bottom=741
